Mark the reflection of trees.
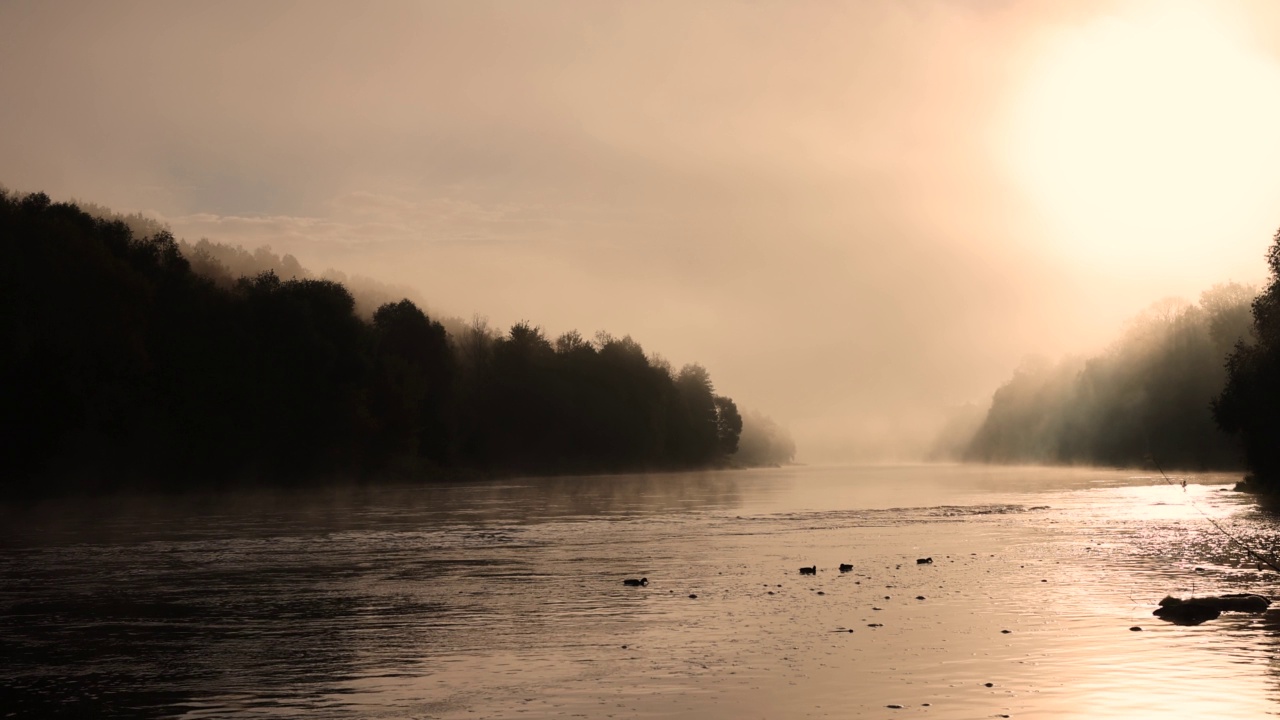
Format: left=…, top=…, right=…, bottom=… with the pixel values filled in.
left=961, top=283, right=1255, bottom=470
left=0, top=191, right=747, bottom=495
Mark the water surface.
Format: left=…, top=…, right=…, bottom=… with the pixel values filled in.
left=3, top=464, right=1278, bottom=718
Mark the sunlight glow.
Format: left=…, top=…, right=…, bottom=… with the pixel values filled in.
left=1005, top=2, right=1280, bottom=276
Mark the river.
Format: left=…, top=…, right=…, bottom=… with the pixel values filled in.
left=2, top=464, right=1278, bottom=718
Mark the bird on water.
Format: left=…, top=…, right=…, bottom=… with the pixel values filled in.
left=623, top=578, right=649, bottom=586
left=799, top=566, right=817, bottom=575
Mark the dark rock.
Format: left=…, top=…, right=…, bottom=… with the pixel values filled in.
left=1154, top=594, right=1271, bottom=625
left=688, top=594, right=698, bottom=599
left=1166, top=593, right=1270, bottom=613
left=1129, top=626, right=1142, bottom=631
left=1154, top=603, right=1220, bottom=625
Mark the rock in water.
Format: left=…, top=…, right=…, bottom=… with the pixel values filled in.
left=1153, top=594, right=1271, bottom=625
left=1154, top=603, right=1220, bottom=625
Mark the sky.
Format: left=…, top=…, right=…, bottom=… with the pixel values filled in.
left=4, top=0, right=1280, bottom=461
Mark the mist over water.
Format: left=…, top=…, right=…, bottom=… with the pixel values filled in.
left=4, top=465, right=1278, bottom=719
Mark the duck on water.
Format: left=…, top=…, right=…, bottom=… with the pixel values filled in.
left=623, top=578, right=648, bottom=587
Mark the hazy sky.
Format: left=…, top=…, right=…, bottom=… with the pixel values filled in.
left=5, top=0, right=1280, bottom=460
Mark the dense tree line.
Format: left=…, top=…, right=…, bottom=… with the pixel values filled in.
left=955, top=283, right=1255, bottom=470
left=1214, top=230, right=1280, bottom=493
left=0, top=191, right=747, bottom=495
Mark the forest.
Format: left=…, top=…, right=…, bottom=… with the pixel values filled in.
left=949, top=284, right=1255, bottom=471
left=0, top=191, right=793, bottom=496
left=946, top=223, right=1280, bottom=494
left=935, top=219, right=1280, bottom=498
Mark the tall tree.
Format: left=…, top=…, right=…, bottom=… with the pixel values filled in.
left=1214, top=231, right=1280, bottom=491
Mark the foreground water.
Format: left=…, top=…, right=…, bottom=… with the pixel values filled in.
left=2, top=464, right=1279, bottom=719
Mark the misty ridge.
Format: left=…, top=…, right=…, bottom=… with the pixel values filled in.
left=935, top=283, right=1255, bottom=472
left=1, top=190, right=795, bottom=496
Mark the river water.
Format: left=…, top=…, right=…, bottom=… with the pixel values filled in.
left=2, top=464, right=1279, bottom=719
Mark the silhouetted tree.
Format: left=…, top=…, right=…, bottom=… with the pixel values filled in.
left=670, top=364, right=720, bottom=465
left=714, top=395, right=742, bottom=455
left=369, top=299, right=456, bottom=469
left=1215, top=231, right=1280, bottom=491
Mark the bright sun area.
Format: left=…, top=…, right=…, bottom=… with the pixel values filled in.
left=1005, top=1, right=1280, bottom=281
